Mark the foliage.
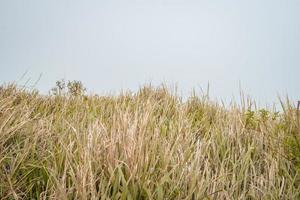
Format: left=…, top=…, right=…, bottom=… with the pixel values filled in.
left=50, top=79, right=86, bottom=96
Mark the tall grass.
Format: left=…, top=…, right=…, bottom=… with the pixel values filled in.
left=0, top=82, right=299, bottom=199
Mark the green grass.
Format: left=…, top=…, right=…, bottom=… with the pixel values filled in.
left=0, top=81, right=299, bottom=199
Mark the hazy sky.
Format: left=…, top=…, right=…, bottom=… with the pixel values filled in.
left=0, top=0, right=299, bottom=105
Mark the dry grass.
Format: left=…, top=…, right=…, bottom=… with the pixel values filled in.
left=0, top=82, right=299, bottom=199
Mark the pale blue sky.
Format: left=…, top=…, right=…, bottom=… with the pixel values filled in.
left=0, top=0, right=299, bottom=105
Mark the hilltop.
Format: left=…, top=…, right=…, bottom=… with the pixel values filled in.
left=0, top=81, right=299, bottom=199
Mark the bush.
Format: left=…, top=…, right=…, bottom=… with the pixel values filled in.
left=50, top=79, right=86, bottom=96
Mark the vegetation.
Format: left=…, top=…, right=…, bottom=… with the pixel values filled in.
left=0, top=81, right=299, bottom=199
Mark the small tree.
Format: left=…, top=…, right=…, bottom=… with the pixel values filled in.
left=50, top=79, right=66, bottom=95
left=51, top=79, right=86, bottom=96
left=67, top=80, right=86, bottom=96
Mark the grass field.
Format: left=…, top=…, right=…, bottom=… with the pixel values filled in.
left=0, top=81, right=299, bottom=199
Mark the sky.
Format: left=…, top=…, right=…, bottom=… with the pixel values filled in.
left=0, top=0, right=299, bottom=106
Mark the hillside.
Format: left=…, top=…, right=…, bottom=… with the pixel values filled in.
left=0, top=81, right=299, bottom=199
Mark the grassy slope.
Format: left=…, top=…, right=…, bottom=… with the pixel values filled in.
left=0, top=83, right=299, bottom=199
